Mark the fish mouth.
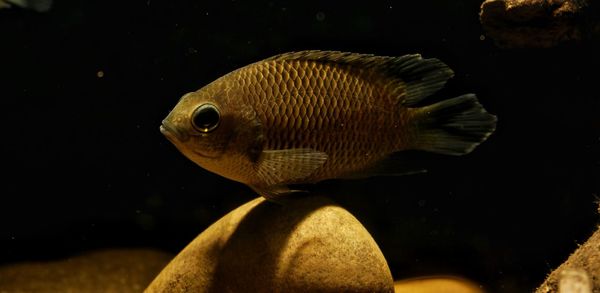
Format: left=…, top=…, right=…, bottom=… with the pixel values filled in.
left=160, top=120, right=217, bottom=159
left=160, top=120, right=189, bottom=142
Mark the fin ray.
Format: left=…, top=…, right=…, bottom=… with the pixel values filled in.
left=256, top=148, right=328, bottom=186
left=264, top=50, right=454, bottom=105
left=412, top=94, right=497, bottom=155
left=250, top=185, right=308, bottom=201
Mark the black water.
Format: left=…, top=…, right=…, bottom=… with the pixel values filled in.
left=1, top=1, right=598, bottom=292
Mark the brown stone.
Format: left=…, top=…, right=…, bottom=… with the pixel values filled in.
left=0, top=249, right=173, bottom=293
left=535, top=225, right=600, bottom=293
left=394, top=276, right=486, bottom=293
left=480, top=0, right=594, bottom=48
left=145, top=196, right=394, bottom=293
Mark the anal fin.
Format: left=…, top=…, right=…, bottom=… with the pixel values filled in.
left=250, top=185, right=308, bottom=202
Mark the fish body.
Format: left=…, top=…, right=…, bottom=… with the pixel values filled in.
left=160, top=51, right=497, bottom=198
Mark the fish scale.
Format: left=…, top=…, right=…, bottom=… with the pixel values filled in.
left=160, top=50, right=496, bottom=199
left=240, top=59, right=402, bottom=182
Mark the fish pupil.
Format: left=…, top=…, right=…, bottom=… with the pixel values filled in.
left=192, top=104, right=220, bottom=132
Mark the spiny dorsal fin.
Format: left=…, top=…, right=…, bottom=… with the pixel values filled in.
left=263, top=50, right=455, bottom=106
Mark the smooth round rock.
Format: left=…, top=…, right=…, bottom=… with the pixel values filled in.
left=394, top=276, right=485, bottom=293
left=0, top=249, right=173, bottom=293
left=145, top=196, right=394, bottom=292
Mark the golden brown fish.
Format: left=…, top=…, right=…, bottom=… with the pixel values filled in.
left=160, top=51, right=497, bottom=199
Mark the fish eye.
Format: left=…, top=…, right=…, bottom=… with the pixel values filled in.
left=192, top=103, right=220, bottom=133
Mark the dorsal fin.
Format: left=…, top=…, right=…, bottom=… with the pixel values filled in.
left=263, top=50, right=455, bottom=106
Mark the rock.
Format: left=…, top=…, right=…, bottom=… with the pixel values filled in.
left=145, top=196, right=394, bottom=293
left=479, top=0, right=598, bottom=48
left=535, top=225, right=600, bottom=293
left=394, top=276, right=485, bottom=293
left=0, top=249, right=173, bottom=293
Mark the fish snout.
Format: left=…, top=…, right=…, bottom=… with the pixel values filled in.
left=160, top=120, right=189, bottom=142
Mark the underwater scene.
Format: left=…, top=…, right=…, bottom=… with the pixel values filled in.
left=1, top=0, right=599, bottom=292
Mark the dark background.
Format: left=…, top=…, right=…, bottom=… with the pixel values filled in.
left=1, top=0, right=598, bottom=292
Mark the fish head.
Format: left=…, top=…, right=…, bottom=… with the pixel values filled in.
left=160, top=87, right=261, bottom=177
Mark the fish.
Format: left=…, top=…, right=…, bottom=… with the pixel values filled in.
left=0, top=0, right=52, bottom=12
left=160, top=50, right=497, bottom=199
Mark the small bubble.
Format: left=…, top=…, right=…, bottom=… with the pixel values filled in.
left=96, top=70, right=104, bottom=78
left=316, top=11, right=325, bottom=21
left=389, top=5, right=392, bottom=9
left=479, top=34, right=486, bottom=41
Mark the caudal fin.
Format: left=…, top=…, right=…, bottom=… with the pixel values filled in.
left=412, top=94, right=497, bottom=155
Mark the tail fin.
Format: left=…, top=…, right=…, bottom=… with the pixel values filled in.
left=411, top=94, right=497, bottom=155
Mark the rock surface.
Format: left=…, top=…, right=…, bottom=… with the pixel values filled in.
left=480, top=0, right=596, bottom=48
left=0, top=249, right=173, bottom=293
left=536, top=225, right=600, bottom=293
left=394, top=276, right=485, bottom=293
left=145, top=196, right=394, bottom=293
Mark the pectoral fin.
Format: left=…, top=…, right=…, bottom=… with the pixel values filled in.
left=255, top=148, right=328, bottom=186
